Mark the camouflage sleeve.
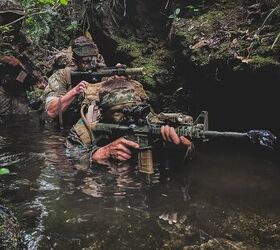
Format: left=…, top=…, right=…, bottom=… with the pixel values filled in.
left=44, top=68, right=70, bottom=110
left=83, top=82, right=103, bottom=105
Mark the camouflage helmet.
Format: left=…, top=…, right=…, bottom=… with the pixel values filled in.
left=0, top=0, right=24, bottom=16
left=99, top=78, right=147, bottom=110
left=72, top=36, right=99, bottom=57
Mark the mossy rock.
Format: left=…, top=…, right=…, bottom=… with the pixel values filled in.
left=115, top=36, right=174, bottom=89
left=169, top=1, right=280, bottom=73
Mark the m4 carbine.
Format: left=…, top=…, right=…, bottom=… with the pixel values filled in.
left=90, top=111, right=276, bottom=175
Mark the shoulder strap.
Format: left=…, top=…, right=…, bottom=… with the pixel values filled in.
left=64, top=67, right=72, bottom=85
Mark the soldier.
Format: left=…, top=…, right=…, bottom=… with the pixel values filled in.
left=65, top=76, right=194, bottom=166
left=0, top=0, right=46, bottom=115
left=0, top=0, right=28, bottom=50
left=44, top=36, right=106, bottom=124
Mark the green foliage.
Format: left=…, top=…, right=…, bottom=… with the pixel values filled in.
left=19, top=0, right=75, bottom=46
left=0, top=168, right=10, bottom=176
left=169, top=8, right=181, bottom=21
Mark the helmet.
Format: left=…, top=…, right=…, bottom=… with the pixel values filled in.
left=0, top=0, right=24, bottom=26
left=99, top=79, right=145, bottom=110
left=72, top=36, right=99, bottom=57
left=0, top=0, right=24, bottom=16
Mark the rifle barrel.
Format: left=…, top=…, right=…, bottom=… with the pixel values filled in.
left=203, top=131, right=247, bottom=139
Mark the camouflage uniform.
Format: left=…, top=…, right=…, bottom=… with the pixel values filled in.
left=67, top=77, right=193, bottom=167
left=43, top=37, right=106, bottom=124
left=0, top=0, right=30, bottom=51
left=66, top=78, right=150, bottom=163
left=0, top=56, right=33, bottom=115
left=0, top=1, right=36, bottom=115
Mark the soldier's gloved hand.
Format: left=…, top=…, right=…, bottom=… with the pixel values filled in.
left=72, top=81, right=88, bottom=95
left=160, top=125, right=192, bottom=147
left=92, top=137, right=139, bottom=163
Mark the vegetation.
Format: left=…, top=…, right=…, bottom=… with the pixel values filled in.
left=22, top=0, right=78, bottom=46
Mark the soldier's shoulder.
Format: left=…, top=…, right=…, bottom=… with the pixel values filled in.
left=129, top=79, right=143, bottom=86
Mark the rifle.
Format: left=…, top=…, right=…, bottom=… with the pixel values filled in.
left=71, top=65, right=144, bottom=85
left=15, top=51, right=46, bottom=88
left=90, top=109, right=276, bottom=175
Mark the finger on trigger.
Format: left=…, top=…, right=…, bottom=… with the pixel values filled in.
left=121, top=138, right=139, bottom=149
left=170, top=127, right=180, bottom=144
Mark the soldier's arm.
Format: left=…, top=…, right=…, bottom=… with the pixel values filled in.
left=45, top=69, right=88, bottom=118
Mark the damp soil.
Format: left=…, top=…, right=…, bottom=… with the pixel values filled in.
left=0, top=114, right=280, bottom=249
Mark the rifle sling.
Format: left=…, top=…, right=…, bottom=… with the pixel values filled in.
left=58, top=97, right=63, bottom=129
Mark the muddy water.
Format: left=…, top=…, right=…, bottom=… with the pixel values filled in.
left=0, top=114, right=280, bottom=249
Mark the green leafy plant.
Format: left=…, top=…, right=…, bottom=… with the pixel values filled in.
left=20, top=0, right=73, bottom=44
left=169, top=8, right=181, bottom=21
left=0, top=168, right=10, bottom=176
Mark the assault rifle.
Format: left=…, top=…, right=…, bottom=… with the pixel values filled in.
left=71, top=65, right=144, bottom=85
left=15, top=52, right=46, bottom=87
left=90, top=107, right=276, bottom=175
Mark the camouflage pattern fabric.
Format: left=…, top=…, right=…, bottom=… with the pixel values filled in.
left=67, top=78, right=150, bottom=163
left=43, top=67, right=71, bottom=110
left=72, top=36, right=101, bottom=58
left=67, top=77, right=193, bottom=167
left=98, top=79, right=148, bottom=109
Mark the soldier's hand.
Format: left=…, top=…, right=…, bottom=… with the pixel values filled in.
left=92, top=137, right=139, bottom=163
left=160, top=125, right=192, bottom=147
left=72, top=81, right=88, bottom=95
left=113, top=63, right=130, bottom=80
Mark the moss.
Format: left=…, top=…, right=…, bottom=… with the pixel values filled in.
left=169, top=0, right=280, bottom=76
left=249, top=55, right=280, bottom=69
left=115, top=37, right=173, bottom=88
left=116, top=37, right=143, bottom=59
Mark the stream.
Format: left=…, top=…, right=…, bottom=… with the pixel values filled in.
left=1, top=113, right=280, bottom=249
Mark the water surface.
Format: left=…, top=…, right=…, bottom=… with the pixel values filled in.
left=0, top=114, right=280, bottom=249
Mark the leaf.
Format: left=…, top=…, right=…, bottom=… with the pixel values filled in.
left=0, top=168, right=10, bottom=176
left=59, top=0, right=69, bottom=6
left=175, top=8, right=181, bottom=15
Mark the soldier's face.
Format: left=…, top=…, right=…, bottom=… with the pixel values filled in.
left=103, top=108, right=125, bottom=124
left=77, top=56, right=93, bottom=71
